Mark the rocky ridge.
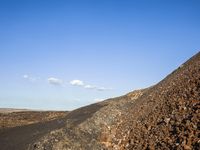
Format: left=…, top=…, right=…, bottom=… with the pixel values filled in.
left=1, top=52, right=199, bottom=150
left=29, top=52, right=200, bottom=150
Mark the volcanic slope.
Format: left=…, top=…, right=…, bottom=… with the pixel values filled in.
left=113, top=52, right=200, bottom=150
left=0, top=52, right=199, bottom=150
left=28, top=51, right=200, bottom=150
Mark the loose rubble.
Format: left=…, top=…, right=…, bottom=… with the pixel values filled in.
left=28, top=52, right=200, bottom=150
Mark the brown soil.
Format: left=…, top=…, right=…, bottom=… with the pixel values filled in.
left=0, top=111, right=66, bottom=129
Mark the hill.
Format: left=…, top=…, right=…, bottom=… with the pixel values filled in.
left=0, top=52, right=199, bottom=150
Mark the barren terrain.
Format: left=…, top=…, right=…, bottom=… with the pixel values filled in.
left=0, top=52, right=199, bottom=150
left=0, top=110, right=67, bottom=129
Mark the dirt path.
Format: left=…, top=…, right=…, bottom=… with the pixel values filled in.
left=0, top=117, right=67, bottom=150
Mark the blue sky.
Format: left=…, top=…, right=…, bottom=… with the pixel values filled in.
left=0, top=0, right=199, bottom=110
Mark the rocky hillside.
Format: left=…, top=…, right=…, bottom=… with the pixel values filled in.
left=29, top=90, right=147, bottom=150
left=28, top=52, right=200, bottom=150
left=0, top=52, right=199, bottom=150
left=116, top=51, right=200, bottom=150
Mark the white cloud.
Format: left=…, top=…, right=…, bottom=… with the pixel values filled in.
left=48, top=77, right=63, bottom=86
left=84, top=85, right=96, bottom=89
left=94, top=98, right=104, bottom=102
left=70, top=80, right=84, bottom=86
left=23, top=74, right=29, bottom=79
left=23, top=74, right=37, bottom=82
left=69, top=79, right=113, bottom=91
left=97, top=87, right=113, bottom=91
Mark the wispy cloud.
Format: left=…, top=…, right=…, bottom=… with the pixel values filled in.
left=23, top=74, right=38, bottom=82
left=84, top=85, right=96, bottom=89
left=48, top=77, right=63, bottom=86
left=23, top=75, right=113, bottom=91
left=70, top=80, right=84, bottom=86
left=69, top=79, right=113, bottom=91
left=23, top=74, right=29, bottom=79
left=94, top=98, right=104, bottom=102
left=97, top=87, right=113, bottom=91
